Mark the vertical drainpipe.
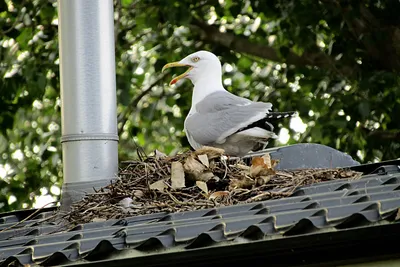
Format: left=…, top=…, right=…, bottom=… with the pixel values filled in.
left=58, top=0, right=119, bottom=210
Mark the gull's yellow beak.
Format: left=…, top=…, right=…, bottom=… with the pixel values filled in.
left=162, top=62, right=193, bottom=86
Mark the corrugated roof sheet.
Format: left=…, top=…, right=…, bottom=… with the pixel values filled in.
left=1, top=164, right=400, bottom=266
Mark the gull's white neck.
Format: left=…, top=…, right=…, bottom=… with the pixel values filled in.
left=188, top=67, right=225, bottom=115
left=193, top=77, right=224, bottom=102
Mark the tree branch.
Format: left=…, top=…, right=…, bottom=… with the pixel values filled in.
left=330, top=1, right=400, bottom=71
left=190, top=19, right=345, bottom=73
left=368, top=130, right=400, bottom=141
left=0, top=0, right=27, bottom=36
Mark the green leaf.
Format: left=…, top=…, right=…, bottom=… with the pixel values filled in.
left=358, top=102, right=370, bottom=118
left=16, top=28, right=33, bottom=50
left=2, top=0, right=400, bottom=212
left=279, top=46, right=290, bottom=59
left=37, top=74, right=46, bottom=90
left=166, top=96, right=176, bottom=107
left=237, top=57, right=252, bottom=69
left=229, top=3, right=242, bottom=17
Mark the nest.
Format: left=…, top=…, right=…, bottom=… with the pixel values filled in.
left=62, top=147, right=362, bottom=226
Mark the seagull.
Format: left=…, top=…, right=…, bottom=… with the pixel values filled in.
left=162, top=50, right=297, bottom=157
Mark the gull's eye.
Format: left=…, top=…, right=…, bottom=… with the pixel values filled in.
left=191, top=56, right=200, bottom=62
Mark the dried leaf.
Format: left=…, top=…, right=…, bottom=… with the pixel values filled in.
left=184, top=155, right=206, bottom=174
left=250, top=165, right=275, bottom=177
left=183, top=155, right=215, bottom=181
left=250, top=165, right=263, bottom=177
left=271, top=159, right=279, bottom=168
left=149, top=180, right=167, bottom=192
left=209, top=191, right=229, bottom=200
left=229, top=177, right=254, bottom=189
left=171, top=161, right=185, bottom=189
left=251, top=157, right=265, bottom=167
left=194, top=146, right=225, bottom=159
left=133, top=190, right=144, bottom=198
left=255, top=175, right=272, bottom=186
left=197, top=154, right=210, bottom=167
left=197, top=171, right=215, bottom=182
left=250, top=153, right=276, bottom=177
left=196, top=181, right=209, bottom=195
left=262, top=153, right=272, bottom=168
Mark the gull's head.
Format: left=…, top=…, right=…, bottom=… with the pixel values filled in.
left=162, top=50, right=222, bottom=86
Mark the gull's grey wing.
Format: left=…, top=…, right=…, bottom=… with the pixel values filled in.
left=185, top=128, right=203, bottom=150
left=194, top=91, right=255, bottom=113
left=185, top=100, right=272, bottom=145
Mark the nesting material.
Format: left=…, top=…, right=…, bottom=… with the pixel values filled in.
left=63, top=147, right=362, bottom=225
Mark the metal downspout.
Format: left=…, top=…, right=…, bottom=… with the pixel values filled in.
left=58, top=0, right=119, bottom=210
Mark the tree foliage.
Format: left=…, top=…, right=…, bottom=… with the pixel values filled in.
left=1, top=0, right=399, bottom=212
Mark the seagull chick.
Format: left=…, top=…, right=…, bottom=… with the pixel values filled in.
left=162, top=50, right=297, bottom=157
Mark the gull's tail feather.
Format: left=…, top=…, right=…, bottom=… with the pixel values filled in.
left=239, top=111, right=297, bottom=133
left=265, top=111, right=297, bottom=120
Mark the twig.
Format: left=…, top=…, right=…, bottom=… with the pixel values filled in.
left=44, top=150, right=362, bottom=231
left=0, top=0, right=27, bottom=35
left=0, top=201, right=57, bottom=233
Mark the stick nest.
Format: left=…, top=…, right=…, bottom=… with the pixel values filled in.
left=63, top=147, right=362, bottom=226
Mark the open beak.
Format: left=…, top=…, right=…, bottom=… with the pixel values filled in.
left=162, top=62, right=193, bottom=86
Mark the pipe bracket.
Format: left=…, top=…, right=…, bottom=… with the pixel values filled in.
left=61, top=133, right=119, bottom=143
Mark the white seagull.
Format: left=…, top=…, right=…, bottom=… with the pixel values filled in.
left=162, top=50, right=296, bottom=157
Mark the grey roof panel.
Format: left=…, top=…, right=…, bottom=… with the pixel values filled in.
left=70, top=227, right=121, bottom=240
left=41, top=249, right=77, bottom=266
left=2, top=254, right=33, bottom=267
left=166, top=209, right=219, bottom=219
left=0, top=246, right=31, bottom=259
left=125, top=220, right=222, bottom=244
left=135, top=233, right=175, bottom=250
left=348, top=184, right=400, bottom=195
left=118, top=212, right=169, bottom=226
left=215, top=210, right=265, bottom=219
left=186, top=226, right=227, bottom=249
left=211, top=202, right=265, bottom=214
left=80, top=236, right=125, bottom=254
left=325, top=202, right=378, bottom=219
left=84, top=239, right=122, bottom=261
left=1, top=166, right=400, bottom=266
left=0, top=216, right=19, bottom=225
left=266, top=201, right=316, bottom=213
left=380, top=198, right=400, bottom=212
left=292, top=176, right=398, bottom=196
left=31, top=241, right=77, bottom=259
left=70, top=219, right=122, bottom=230
left=269, top=209, right=320, bottom=227
left=0, top=228, right=35, bottom=241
